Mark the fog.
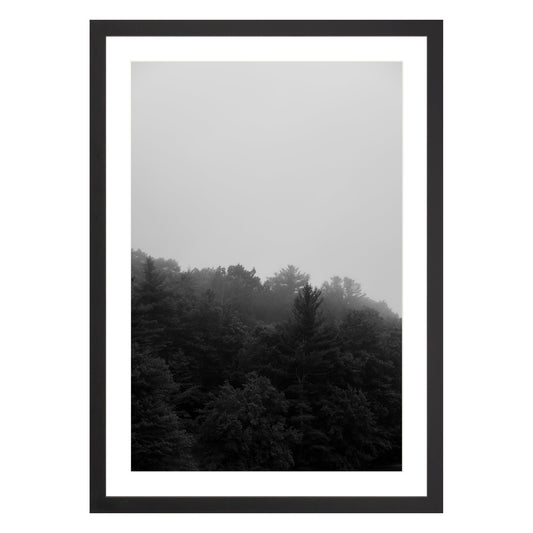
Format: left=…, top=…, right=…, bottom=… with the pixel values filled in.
left=132, top=62, right=402, bottom=313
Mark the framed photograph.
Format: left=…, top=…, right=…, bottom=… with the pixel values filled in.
left=90, top=20, right=442, bottom=513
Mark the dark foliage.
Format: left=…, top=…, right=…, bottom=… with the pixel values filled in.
left=131, top=249, right=401, bottom=471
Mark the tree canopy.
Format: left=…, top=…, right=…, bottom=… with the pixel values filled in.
left=131, top=249, right=401, bottom=471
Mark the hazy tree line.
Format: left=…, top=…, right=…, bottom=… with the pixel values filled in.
left=132, top=249, right=401, bottom=471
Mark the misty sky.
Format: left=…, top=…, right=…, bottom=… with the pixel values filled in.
left=132, top=62, right=402, bottom=313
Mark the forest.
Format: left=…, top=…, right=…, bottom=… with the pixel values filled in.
left=131, top=249, right=402, bottom=471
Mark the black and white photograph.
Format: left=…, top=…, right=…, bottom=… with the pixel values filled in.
left=131, top=61, right=403, bottom=472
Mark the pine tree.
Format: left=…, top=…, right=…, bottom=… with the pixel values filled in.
left=268, top=265, right=310, bottom=295
left=131, top=346, right=196, bottom=470
left=132, top=256, right=174, bottom=357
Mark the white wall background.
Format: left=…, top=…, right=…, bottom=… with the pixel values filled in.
left=1, top=1, right=532, bottom=531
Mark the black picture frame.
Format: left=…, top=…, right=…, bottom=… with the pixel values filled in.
left=90, top=19, right=443, bottom=513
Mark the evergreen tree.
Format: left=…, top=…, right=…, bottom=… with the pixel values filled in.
left=131, top=346, right=196, bottom=470
left=132, top=256, right=174, bottom=357
left=268, top=265, right=310, bottom=295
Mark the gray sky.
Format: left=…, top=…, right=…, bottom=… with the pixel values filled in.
left=132, top=62, right=402, bottom=313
